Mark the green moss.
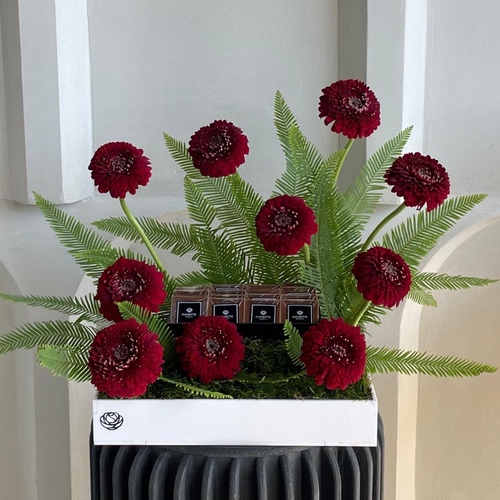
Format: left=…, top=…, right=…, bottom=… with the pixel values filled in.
left=140, top=337, right=372, bottom=401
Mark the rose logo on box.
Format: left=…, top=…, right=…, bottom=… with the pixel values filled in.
left=100, top=412, right=124, bottom=431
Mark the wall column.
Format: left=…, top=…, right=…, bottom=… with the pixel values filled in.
left=0, top=0, right=93, bottom=204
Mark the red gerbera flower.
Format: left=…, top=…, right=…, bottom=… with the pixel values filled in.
left=300, top=318, right=366, bottom=390
left=176, top=316, right=245, bottom=384
left=318, top=79, right=381, bottom=139
left=188, top=120, right=249, bottom=177
left=95, top=257, right=167, bottom=323
left=89, top=319, right=164, bottom=398
left=384, top=152, right=451, bottom=211
left=352, top=246, right=412, bottom=308
left=88, top=141, right=152, bottom=199
left=255, top=195, right=318, bottom=255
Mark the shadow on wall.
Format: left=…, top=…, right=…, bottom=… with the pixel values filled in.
left=397, top=216, right=500, bottom=500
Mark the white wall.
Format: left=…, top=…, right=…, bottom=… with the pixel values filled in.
left=415, top=218, right=500, bottom=500
left=425, top=0, right=500, bottom=198
left=87, top=0, right=339, bottom=199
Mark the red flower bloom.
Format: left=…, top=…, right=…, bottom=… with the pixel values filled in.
left=300, top=318, right=366, bottom=390
left=255, top=195, right=318, bottom=255
left=384, top=152, right=451, bottom=211
left=188, top=120, right=249, bottom=177
left=89, top=319, right=164, bottom=398
left=88, top=141, right=151, bottom=199
left=318, top=79, right=381, bottom=139
left=352, top=246, right=412, bottom=308
left=95, top=257, right=167, bottom=322
left=176, top=316, right=245, bottom=384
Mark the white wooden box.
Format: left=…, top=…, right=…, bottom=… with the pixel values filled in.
left=93, top=384, right=378, bottom=447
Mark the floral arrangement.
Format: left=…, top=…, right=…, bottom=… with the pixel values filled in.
left=0, top=79, right=496, bottom=401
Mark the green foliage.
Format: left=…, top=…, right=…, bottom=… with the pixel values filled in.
left=159, top=377, right=233, bottom=399
left=93, top=216, right=199, bottom=257
left=412, top=272, right=497, bottom=291
left=366, top=346, right=497, bottom=377
left=37, top=346, right=91, bottom=382
left=303, top=162, right=361, bottom=319
left=0, top=321, right=95, bottom=354
left=283, top=320, right=305, bottom=369
left=342, top=127, right=413, bottom=226
left=407, top=288, right=438, bottom=307
left=408, top=272, right=497, bottom=307
left=382, top=194, right=487, bottom=269
left=0, top=292, right=104, bottom=324
left=163, top=133, right=195, bottom=171
left=33, top=192, right=113, bottom=279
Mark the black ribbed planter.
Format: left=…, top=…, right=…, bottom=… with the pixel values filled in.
left=90, top=415, right=384, bottom=499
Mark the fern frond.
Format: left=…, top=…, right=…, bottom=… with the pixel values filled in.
left=117, top=302, right=175, bottom=369
left=283, top=320, right=305, bottom=369
left=407, top=288, right=438, bottom=307
left=304, top=157, right=362, bottom=318
left=184, top=176, right=217, bottom=227
left=192, top=227, right=253, bottom=283
left=160, top=377, right=233, bottom=399
left=342, top=127, right=413, bottom=225
left=412, top=272, right=497, bottom=291
left=37, top=345, right=91, bottom=382
left=163, top=133, right=196, bottom=173
left=0, top=293, right=103, bottom=323
left=272, top=125, right=324, bottom=200
left=93, top=217, right=199, bottom=257
left=92, top=216, right=140, bottom=242
left=273, top=90, right=300, bottom=173
left=33, top=192, right=114, bottom=279
left=382, top=194, right=487, bottom=268
left=366, top=346, right=497, bottom=377
left=174, top=271, right=212, bottom=288
left=0, top=321, right=95, bottom=354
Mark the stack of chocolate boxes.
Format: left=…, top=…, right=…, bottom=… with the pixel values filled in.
left=171, top=285, right=319, bottom=325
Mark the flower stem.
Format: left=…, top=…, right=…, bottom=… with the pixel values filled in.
left=360, top=203, right=406, bottom=253
left=119, top=197, right=166, bottom=273
left=349, top=301, right=371, bottom=327
left=302, top=243, right=311, bottom=266
left=332, top=139, right=354, bottom=186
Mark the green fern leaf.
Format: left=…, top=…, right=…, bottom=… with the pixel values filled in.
left=343, top=127, right=413, bottom=223
left=160, top=377, right=233, bottom=399
left=304, top=158, right=361, bottom=318
left=92, top=216, right=140, bottom=242
left=272, top=124, right=324, bottom=200
left=184, top=176, right=217, bottom=226
left=407, top=288, right=438, bottom=307
left=283, top=320, right=305, bottom=369
left=174, top=271, right=211, bottom=287
left=412, top=271, right=497, bottom=291
left=382, top=194, right=487, bottom=268
left=0, top=321, right=95, bottom=354
left=37, top=345, right=91, bottom=382
left=163, top=133, right=196, bottom=174
left=93, top=216, right=199, bottom=257
left=0, top=293, right=104, bottom=323
left=192, top=227, right=253, bottom=283
left=366, top=346, right=497, bottom=377
left=33, top=192, right=114, bottom=279
left=273, top=90, right=300, bottom=173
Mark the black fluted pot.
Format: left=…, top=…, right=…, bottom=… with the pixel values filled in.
left=90, top=415, right=384, bottom=500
